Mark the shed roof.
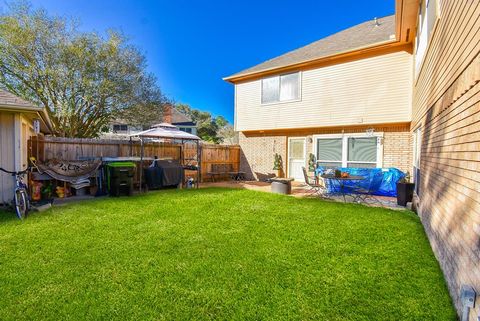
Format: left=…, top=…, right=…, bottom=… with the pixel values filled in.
left=224, top=15, right=396, bottom=81
left=0, top=89, right=53, bottom=133
left=0, top=89, right=42, bottom=110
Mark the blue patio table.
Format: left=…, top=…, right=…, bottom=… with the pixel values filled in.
left=320, top=174, right=366, bottom=202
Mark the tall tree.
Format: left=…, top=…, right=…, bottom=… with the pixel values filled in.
left=0, top=2, right=163, bottom=137
left=175, top=103, right=235, bottom=144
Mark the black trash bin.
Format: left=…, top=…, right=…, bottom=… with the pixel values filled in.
left=106, top=162, right=136, bottom=196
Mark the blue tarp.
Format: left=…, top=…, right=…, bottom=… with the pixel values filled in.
left=314, top=167, right=405, bottom=197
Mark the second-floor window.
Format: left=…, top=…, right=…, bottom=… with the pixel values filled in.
left=261, top=72, right=300, bottom=104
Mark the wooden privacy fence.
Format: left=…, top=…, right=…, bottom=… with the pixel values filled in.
left=199, top=144, right=241, bottom=180
left=28, top=136, right=240, bottom=182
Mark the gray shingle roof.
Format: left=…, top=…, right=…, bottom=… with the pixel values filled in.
left=0, top=89, right=40, bottom=110
left=171, top=108, right=193, bottom=124
left=226, top=15, right=396, bottom=80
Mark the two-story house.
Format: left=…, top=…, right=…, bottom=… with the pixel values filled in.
left=225, top=15, right=414, bottom=181
left=226, top=1, right=480, bottom=318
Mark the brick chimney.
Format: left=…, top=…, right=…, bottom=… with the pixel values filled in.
left=163, top=103, right=173, bottom=124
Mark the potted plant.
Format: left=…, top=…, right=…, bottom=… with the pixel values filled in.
left=273, top=153, right=284, bottom=178
left=396, top=172, right=415, bottom=206
left=308, top=153, right=316, bottom=172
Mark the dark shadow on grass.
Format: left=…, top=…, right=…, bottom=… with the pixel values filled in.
left=0, top=208, right=21, bottom=223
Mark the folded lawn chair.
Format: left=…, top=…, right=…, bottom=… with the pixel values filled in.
left=351, top=170, right=384, bottom=206
left=302, top=167, right=328, bottom=197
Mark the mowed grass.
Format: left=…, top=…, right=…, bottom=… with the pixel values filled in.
left=0, top=188, right=455, bottom=320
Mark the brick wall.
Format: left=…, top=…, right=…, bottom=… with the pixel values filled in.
left=413, top=58, right=480, bottom=319
left=383, top=132, right=413, bottom=174
left=238, top=132, right=286, bottom=180
left=411, top=1, right=480, bottom=318
left=239, top=127, right=412, bottom=180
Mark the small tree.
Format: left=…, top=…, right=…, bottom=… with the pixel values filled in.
left=273, top=153, right=284, bottom=178
left=175, top=103, right=233, bottom=144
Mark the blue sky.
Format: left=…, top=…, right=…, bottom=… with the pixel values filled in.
left=16, top=0, right=394, bottom=122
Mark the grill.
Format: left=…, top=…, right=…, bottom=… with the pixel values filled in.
left=144, top=160, right=184, bottom=190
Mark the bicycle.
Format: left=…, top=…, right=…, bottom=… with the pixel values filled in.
left=0, top=167, right=30, bottom=219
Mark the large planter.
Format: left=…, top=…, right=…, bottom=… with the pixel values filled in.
left=275, top=168, right=284, bottom=178
left=271, top=178, right=294, bottom=195
left=396, top=182, right=414, bottom=206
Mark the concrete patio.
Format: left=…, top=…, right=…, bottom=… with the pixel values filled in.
left=200, top=180, right=406, bottom=210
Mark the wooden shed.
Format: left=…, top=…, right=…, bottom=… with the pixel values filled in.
left=0, top=89, right=52, bottom=204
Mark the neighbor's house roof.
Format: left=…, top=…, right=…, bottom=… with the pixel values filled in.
left=171, top=108, right=194, bottom=125
left=224, top=15, right=397, bottom=83
left=0, top=89, right=53, bottom=133
left=111, top=106, right=195, bottom=127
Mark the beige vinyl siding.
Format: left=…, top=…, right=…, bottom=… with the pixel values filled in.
left=0, top=112, right=16, bottom=204
left=412, top=0, right=480, bottom=318
left=235, top=50, right=413, bottom=131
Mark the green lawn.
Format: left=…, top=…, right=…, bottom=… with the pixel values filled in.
left=0, top=188, right=455, bottom=320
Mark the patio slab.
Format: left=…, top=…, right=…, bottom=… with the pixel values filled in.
left=200, top=180, right=407, bottom=210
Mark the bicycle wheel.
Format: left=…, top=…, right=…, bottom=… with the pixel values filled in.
left=14, top=189, right=28, bottom=219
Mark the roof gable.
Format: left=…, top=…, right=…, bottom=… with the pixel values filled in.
left=225, top=15, right=396, bottom=81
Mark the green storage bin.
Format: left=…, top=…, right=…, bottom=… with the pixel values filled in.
left=106, top=162, right=136, bottom=196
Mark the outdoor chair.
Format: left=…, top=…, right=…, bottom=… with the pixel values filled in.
left=207, top=164, right=245, bottom=182
left=351, top=171, right=384, bottom=206
left=302, top=167, right=328, bottom=197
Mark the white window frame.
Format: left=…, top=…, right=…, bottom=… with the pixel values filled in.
left=415, top=0, right=439, bottom=78
left=261, top=72, right=302, bottom=105
left=412, top=127, right=422, bottom=195
left=413, top=128, right=422, bottom=169
left=313, top=133, right=384, bottom=168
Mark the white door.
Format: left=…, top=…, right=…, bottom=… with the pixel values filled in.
left=288, top=138, right=306, bottom=181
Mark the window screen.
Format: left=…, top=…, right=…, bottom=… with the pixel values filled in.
left=261, top=73, right=299, bottom=103
left=289, top=139, right=304, bottom=159
left=280, top=73, right=299, bottom=101
left=261, top=76, right=280, bottom=104
left=317, top=139, right=342, bottom=161
left=347, top=138, right=377, bottom=162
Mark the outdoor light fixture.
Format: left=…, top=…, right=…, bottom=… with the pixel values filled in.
left=33, top=119, right=40, bottom=134
left=460, top=285, right=476, bottom=321
left=376, top=137, right=384, bottom=145
left=366, top=127, right=375, bottom=137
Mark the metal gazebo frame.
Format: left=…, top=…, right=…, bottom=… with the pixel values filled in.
left=129, top=123, right=201, bottom=191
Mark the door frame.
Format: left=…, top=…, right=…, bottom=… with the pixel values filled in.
left=287, top=136, right=306, bottom=180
